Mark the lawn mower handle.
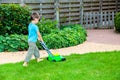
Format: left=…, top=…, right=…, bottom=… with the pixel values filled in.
left=40, top=41, right=53, bottom=57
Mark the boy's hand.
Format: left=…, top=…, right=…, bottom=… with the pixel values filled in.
left=37, top=31, right=44, bottom=42
left=38, top=39, right=44, bottom=43
left=38, top=38, right=43, bottom=42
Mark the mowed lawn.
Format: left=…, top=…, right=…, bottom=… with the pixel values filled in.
left=0, top=51, right=120, bottom=80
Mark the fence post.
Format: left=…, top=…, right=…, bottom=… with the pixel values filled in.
left=55, top=0, right=60, bottom=28
left=86, top=13, right=88, bottom=28
left=104, top=11, right=107, bottom=27
left=99, top=0, right=103, bottom=28
left=0, top=0, right=2, bottom=4
left=108, top=11, right=111, bottom=28
left=39, top=0, right=42, bottom=17
left=80, top=0, right=83, bottom=25
left=69, top=2, right=71, bottom=24
left=112, top=12, right=115, bottom=28
left=116, top=0, right=118, bottom=12
left=20, top=0, right=25, bottom=6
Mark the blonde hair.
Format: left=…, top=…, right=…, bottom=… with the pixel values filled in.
left=30, top=12, right=40, bottom=20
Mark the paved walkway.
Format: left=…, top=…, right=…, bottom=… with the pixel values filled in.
left=87, top=29, right=120, bottom=45
left=0, top=29, right=120, bottom=64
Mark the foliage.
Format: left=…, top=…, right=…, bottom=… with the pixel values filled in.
left=0, top=51, right=120, bottom=80
left=0, top=35, right=5, bottom=52
left=43, top=24, right=87, bottom=49
left=114, top=12, right=120, bottom=32
left=0, top=24, right=87, bottom=52
left=0, top=35, right=28, bottom=52
left=0, top=4, right=87, bottom=52
left=0, top=4, right=31, bottom=35
left=37, top=18, right=58, bottom=36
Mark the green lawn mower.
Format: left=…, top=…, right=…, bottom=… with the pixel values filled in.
left=40, top=41, right=66, bottom=62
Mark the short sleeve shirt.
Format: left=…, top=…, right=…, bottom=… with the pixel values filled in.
left=28, top=23, right=39, bottom=42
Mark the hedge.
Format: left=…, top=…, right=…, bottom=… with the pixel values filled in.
left=114, top=12, right=120, bottom=32
left=0, top=34, right=28, bottom=52
left=37, top=18, right=58, bottom=36
left=0, top=4, right=31, bottom=35
left=43, top=24, right=87, bottom=49
left=0, top=24, right=87, bottom=52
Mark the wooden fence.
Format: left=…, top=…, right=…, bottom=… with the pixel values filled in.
left=0, top=0, right=120, bottom=29
left=83, top=0, right=118, bottom=29
left=83, top=11, right=115, bottom=29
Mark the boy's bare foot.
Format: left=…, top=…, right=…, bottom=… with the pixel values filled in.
left=37, top=58, right=43, bottom=62
left=23, top=62, right=28, bottom=67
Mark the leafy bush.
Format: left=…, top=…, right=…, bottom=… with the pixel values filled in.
left=0, top=35, right=5, bottom=52
left=0, top=24, right=87, bottom=52
left=37, top=18, right=58, bottom=36
left=43, top=24, right=87, bottom=49
left=114, top=12, right=120, bottom=32
left=0, top=4, right=31, bottom=35
left=0, top=35, right=28, bottom=52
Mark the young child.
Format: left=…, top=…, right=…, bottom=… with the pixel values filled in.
left=23, top=12, right=43, bottom=67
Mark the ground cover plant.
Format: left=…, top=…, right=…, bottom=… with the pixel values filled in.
left=0, top=51, right=119, bottom=80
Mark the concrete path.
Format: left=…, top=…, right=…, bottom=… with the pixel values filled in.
left=87, top=29, right=120, bottom=45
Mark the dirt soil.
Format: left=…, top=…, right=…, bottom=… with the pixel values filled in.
left=0, top=29, right=120, bottom=64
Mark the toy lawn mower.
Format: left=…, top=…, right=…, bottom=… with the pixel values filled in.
left=40, top=41, right=66, bottom=62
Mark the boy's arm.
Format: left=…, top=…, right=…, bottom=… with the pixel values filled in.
left=37, top=31, right=44, bottom=42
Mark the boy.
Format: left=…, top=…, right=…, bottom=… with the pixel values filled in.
left=23, top=12, right=43, bottom=67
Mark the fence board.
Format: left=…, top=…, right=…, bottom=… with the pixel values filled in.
left=1, top=0, right=21, bottom=3
left=0, top=0, right=120, bottom=29
left=24, top=0, right=40, bottom=3
left=59, top=0, right=80, bottom=3
left=83, top=11, right=115, bottom=29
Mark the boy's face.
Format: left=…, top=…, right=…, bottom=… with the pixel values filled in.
left=34, top=18, right=40, bottom=24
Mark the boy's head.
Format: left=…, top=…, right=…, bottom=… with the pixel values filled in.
left=30, top=12, right=40, bottom=24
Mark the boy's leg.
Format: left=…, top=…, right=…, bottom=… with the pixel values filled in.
left=33, top=44, right=43, bottom=62
left=24, top=42, right=35, bottom=63
left=33, top=44, right=40, bottom=59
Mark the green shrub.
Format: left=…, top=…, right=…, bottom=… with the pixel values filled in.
left=37, top=18, right=58, bottom=36
left=114, top=12, right=120, bottom=32
left=0, top=35, right=5, bottom=52
left=0, top=4, right=31, bottom=35
left=0, top=24, right=87, bottom=52
left=43, top=24, right=87, bottom=49
left=0, top=35, right=28, bottom=52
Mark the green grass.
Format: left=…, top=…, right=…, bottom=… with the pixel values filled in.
left=0, top=51, right=120, bottom=80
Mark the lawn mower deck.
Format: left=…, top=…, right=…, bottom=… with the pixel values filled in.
left=40, top=41, right=66, bottom=62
